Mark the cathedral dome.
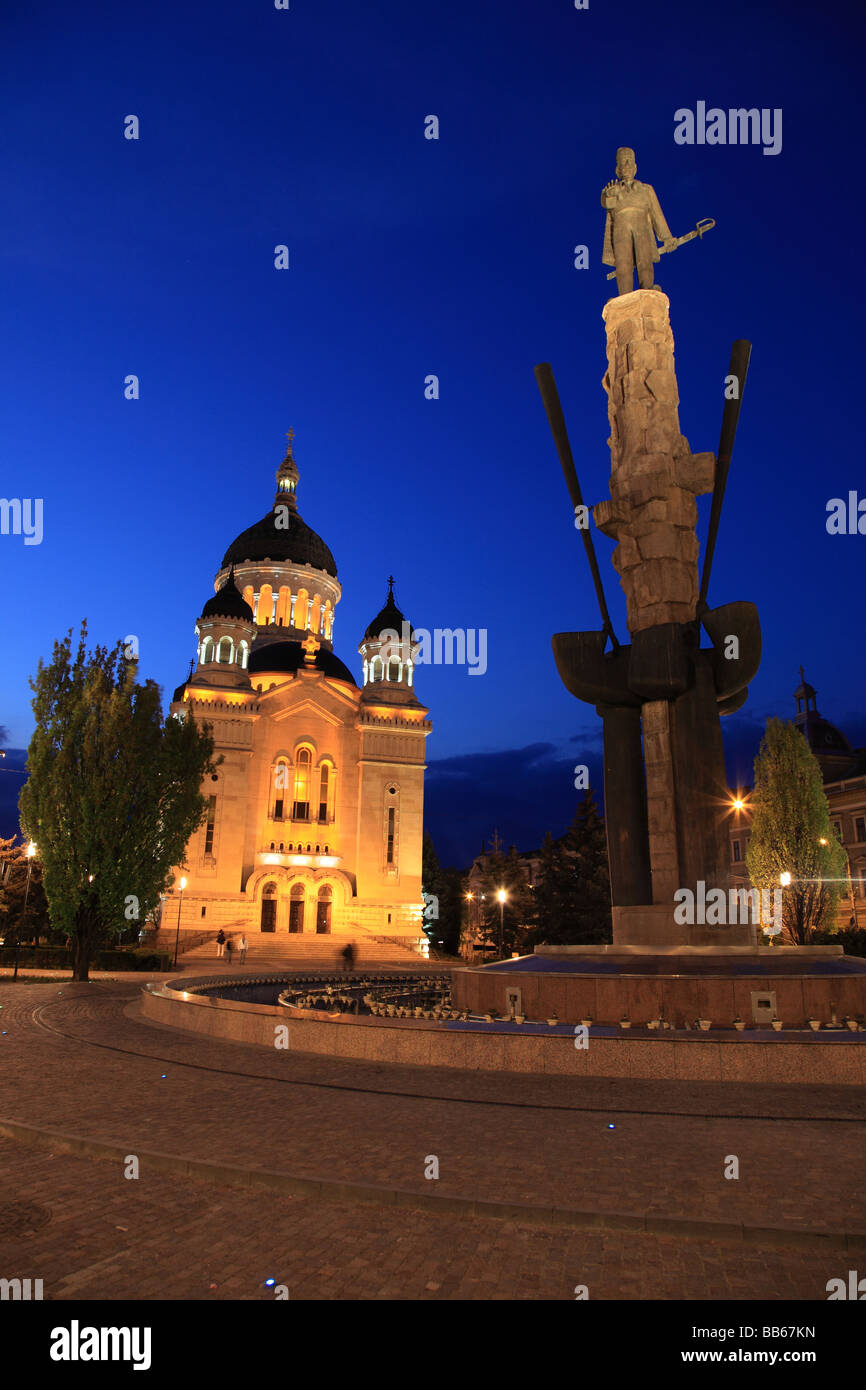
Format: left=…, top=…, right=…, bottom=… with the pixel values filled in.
left=200, top=568, right=254, bottom=622
left=221, top=433, right=337, bottom=577
left=247, top=640, right=357, bottom=687
left=222, top=511, right=337, bottom=576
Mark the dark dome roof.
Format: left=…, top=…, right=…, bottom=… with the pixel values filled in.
left=247, top=640, right=356, bottom=688
left=363, top=587, right=414, bottom=642
left=222, top=510, right=337, bottom=576
left=201, top=571, right=254, bottom=623
left=801, top=715, right=851, bottom=754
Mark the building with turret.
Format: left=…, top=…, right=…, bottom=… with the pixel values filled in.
left=167, top=434, right=431, bottom=943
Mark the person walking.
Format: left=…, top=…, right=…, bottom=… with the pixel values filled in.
left=238, top=934, right=248, bottom=964
left=216, top=929, right=226, bottom=958
left=341, top=941, right=356, bottom=972
left=225, top=936, right=234, bottom=966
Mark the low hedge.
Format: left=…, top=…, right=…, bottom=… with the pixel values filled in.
left=0, top=945, right=173, bottom=971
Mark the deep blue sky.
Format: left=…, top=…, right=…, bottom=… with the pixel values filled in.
left=2, top=0, right=864, bottom=866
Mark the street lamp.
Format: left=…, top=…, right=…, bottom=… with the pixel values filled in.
left=173, top=877, right=187, bottom=966
left=13, top=841, right=37, bottom=982
left=497, top=888, right=507, bottom=959
left=780, top=871, right=791, bottom=887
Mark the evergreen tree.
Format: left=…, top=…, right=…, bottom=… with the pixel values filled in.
left=529, top=790, right=612, bottom=945
left=0, top=835, right=50, bottom=945
left=19, top=624, right=217, bottom=980
left=745, top=718, right=847, bottom=944
left=473, top=840, right=534, bottom=957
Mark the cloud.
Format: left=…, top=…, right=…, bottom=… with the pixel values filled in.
left=424, top=742, right=604, bottom=869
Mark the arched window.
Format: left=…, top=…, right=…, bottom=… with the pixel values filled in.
left=289, top=882, right=305, bottom=933
left=292, top=747, right=312, bottom=820
left=323, top=602, right=333, bottom=639
left=318, top=761, right=335, bottom=823
left=242, top=585, right=254, bottom=612
left=388, top=658, right=401, bottom=683
left=316, top=884, right=333, bottom=934
left=217, top=635, right=234, bottom=664
left=294, top=588, right=309, bottom=633
left=238, top=640, right=249, bottom=669
left=272, top=759, right=290, bottom=819
left=200, top=636, right=214, bottom=665
left=258, top=583, right=274, bottom=627
left=362, top=658, right=369, bottom=686
left=276, top=586, right=291, bottom=627
left=261, top=881, right=277, bottom=932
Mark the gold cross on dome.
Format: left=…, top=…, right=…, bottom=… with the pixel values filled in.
left=301, top=632, right=321, bottom=664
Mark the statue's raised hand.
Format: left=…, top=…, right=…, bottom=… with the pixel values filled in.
left=601, top=179, right=622, bottom=205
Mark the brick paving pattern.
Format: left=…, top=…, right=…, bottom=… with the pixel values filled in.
left=0, top=977, right=864, bottom=1300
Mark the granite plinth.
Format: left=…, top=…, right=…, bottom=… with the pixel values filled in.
left=450, top=950, right=866, bottom=1029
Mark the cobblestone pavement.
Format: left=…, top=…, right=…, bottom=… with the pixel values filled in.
left=0, top=1140, right=850, bottom=1302
left=0, top=978, right=864, bottom=1300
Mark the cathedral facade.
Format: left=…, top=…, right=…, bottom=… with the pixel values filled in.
left=168, top=435, right=431, bottom=942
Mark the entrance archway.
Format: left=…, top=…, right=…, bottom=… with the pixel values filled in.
left=261, top=882, right=277, bottom=932
left=316, top=884, right=332, bottom=934
left=289, top=883, right=305, bottom=934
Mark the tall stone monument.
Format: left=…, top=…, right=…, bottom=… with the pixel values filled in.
left=544, top=151, right=760, bottom=947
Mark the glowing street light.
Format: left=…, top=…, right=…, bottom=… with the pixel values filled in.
left=780, top=871, right=792, bottom=888
left=13, top=841, right=38, bottom=982
left=497, top=887, right=507, bottom=958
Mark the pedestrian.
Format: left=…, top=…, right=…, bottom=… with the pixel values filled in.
left=225, top=936, right=234, bottom=965
left=238, top=934, right=248, bottom=964
left=341, top=941, right=355, bottom=972
left=216, top=929, right=226, bottom=958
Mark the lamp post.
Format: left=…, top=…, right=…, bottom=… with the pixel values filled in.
left=12, top=841, right=37, bottom=982
left=173, top=877, right=187, bottom=967
left=497, top=888, right=507, bottom=959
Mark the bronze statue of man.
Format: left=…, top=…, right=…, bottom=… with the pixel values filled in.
left=601, top=147, right=676, bottom=295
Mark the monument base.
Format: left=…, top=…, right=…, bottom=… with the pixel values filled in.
left=451, top=946, right=866, bottom=1029
left=612, top=903, right=757, bottom=948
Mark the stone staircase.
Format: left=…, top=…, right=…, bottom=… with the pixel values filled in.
left=177, top=931, right=431, bottom=972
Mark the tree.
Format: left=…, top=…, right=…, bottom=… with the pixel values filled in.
left=19, top=624, right=217, bottom=980
left=529, top=790, right=612, bottom=946
left=473, top=841, right=534, bottom=957
left=0, top=835, right=50, bottom=945
left=745, top=718, right=847, bottom=944
left=420, top=832, right=462, bottom=956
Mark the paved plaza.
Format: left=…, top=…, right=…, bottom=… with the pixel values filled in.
left=1, top=974, right=864, bottom=1300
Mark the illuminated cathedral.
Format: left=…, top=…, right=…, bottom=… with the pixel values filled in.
left=168, top=433, right=431, bottom=941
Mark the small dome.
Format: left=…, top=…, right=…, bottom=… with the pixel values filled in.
left=363, top=578, right=415, bottom=641
left=201, top=569, right=254, bottom=623
left=247, top=640, right=356, bottom=688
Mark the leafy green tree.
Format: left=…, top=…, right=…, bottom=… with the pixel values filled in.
left=19, top=624, right=217, bottom=980
left=529, top=790, right=612, bottom=946
left=745, top=718, right=847, bottom=944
